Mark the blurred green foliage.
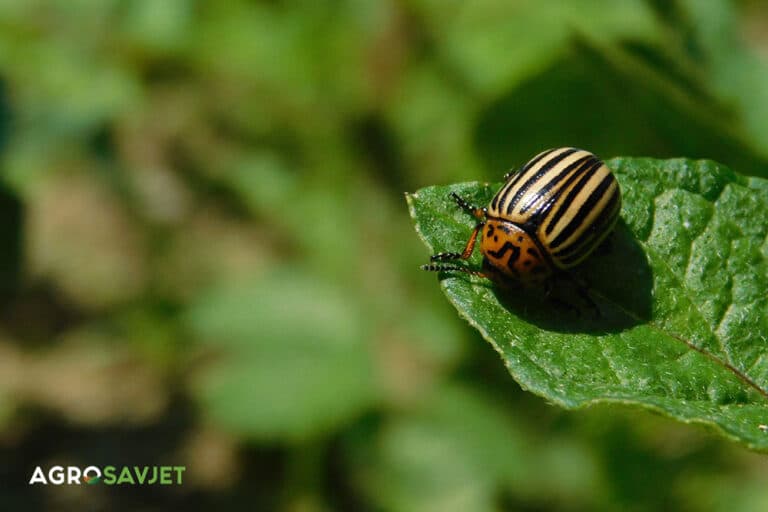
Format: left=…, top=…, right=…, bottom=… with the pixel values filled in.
left=0, top=0, right=767, bottom=511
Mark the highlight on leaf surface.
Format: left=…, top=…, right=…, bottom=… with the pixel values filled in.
left=408, top=156, right=768, bottom=451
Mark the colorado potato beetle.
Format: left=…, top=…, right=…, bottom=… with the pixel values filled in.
left=422, top=147, right=621, bottom=285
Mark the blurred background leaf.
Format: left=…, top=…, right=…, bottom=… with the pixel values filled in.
left=185, top=270, right=377, bottom=441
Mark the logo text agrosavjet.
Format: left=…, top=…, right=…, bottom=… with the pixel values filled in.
left=29, top=466, right=186, bottom=486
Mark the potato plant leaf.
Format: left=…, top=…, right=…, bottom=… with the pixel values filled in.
left=407, top=157, right=768, bottom=450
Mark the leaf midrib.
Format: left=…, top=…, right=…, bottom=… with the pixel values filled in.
left=588, top=242, right=768, bottom=402
left=640, top=191, right=768, bottom=401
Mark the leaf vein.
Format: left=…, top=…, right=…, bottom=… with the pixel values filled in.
left=643, top=244, right=767, bottom=398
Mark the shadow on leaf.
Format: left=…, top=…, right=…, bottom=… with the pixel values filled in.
left=487, top=220, right=653, bottom=334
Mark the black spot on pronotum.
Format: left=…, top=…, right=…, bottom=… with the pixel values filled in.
left=487, top=241, right=524, bottom=273
left=488, top=241, right=521, bottom=262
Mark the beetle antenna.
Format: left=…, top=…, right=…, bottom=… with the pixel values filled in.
left=450, top=192, right=485, bottom=220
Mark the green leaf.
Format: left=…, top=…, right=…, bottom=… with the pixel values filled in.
left=674, top=0, right=768, bottom=159
left=414, top=0, right=660, bottom=96
left=185, top=270, right=377, bottom=441
left=474, top=38, right=768, bottom=181
left=351, top=383, right=606, bottom=512
left=355, top=384, right=527, bottom=512
left=407, top=157, right=768, bottom=451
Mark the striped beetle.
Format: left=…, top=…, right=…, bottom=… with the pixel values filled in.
left=422, top=147, right=621, bottom=285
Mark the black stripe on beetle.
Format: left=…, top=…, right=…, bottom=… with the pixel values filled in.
left=504, top=148, right=579, bottom=215
left=543, top=158, right=604, bottom=236
left=518, top=153, right=595, bottom=215
left=549, top=172, right=617, bottom=249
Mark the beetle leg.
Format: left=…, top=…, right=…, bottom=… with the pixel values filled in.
left=430, top=222, right=483, bottom=262
left=548, top=296, right=580, bottom=315
left=421, top=263, right=488, bottom=278
left=424, top=222, right=486, bottom=277
left=450, top=192, right=486, bottom=221
left=563, top=272, right=601, bottom=317
left=575, top=285, right=599, bottom=316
